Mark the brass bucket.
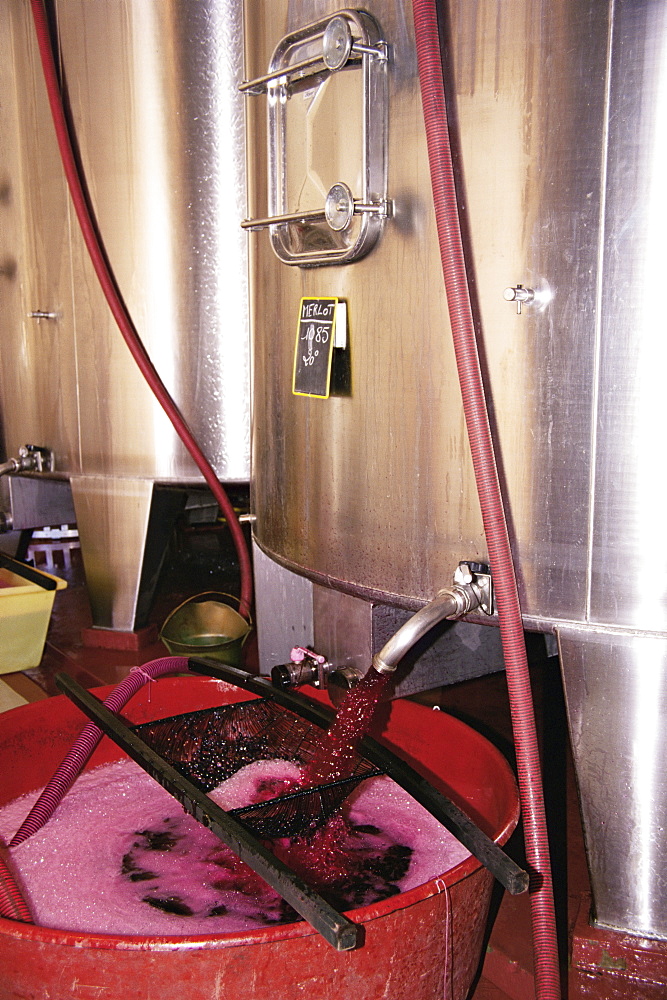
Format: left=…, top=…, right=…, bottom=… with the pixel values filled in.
left=159, top=593, right=251, bottom=667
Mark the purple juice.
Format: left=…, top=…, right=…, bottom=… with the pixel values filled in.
left=0, top=758, right=470, bottom=936
left=305, top=666, right=389, bottom=786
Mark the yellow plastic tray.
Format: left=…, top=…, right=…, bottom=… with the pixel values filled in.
left=0, top=563, right=67, bottom=674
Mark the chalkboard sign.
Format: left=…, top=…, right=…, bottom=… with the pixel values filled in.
left=292, top=297, right=337, bottom=398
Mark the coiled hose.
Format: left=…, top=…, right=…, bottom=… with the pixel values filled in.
left=411, top=1, right=561, bottom=997
left=0, top=656, right=190, bottom=921
left=28, top=0, right=252, bottom=620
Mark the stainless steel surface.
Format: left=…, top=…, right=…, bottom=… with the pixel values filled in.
left=558, top=626, right=667, bottom=939
left=249, top=0, right=667, bottom=638
left=57, top=0, right=250, bottom=482
left=0, top=1, right=80, bottom=477
left=248, top=0, right=608, bottom=621
left=252, top=541, right=314, bottom=667
left=0, top=0, right=249, bottom=629
left=590, top=1, right=667, bottom=633
left=0, top=476, right=76, bottom=532
left=71, top=477, right=155, bottom=632
left=71, top=477, right=186, bottom=632
left=313, top=586, right=373, bottom=678
left=0, top=0, right=249, bottom=483
left=247, top=0, right=667, bottom=938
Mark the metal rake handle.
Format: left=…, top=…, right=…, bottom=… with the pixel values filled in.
left=55, top=672, right=361, bottom=951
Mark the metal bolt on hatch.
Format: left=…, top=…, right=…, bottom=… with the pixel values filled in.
left=325, top=183, right=355, bottom=231
left=323, top=16, right=353, bottom=71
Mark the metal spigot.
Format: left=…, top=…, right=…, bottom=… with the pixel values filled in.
left=271, top=646, right=331, bottom=691
left=326, top=664, right=364, bottom=707
left=28, top=310, right=59, bottom=321
left=270, top=646, right=362, bottom=708
left=0, top=444, right=54, bottom=478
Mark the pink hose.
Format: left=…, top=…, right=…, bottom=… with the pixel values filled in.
left=411, top=2, right=560, bottom=997
left=1, top=656, right=188, bottom=922
left=0, top=656, right=188, bottom=923
left=28, top=0, right=252, bottom=620
left=9, top=657, right=188, bottom=849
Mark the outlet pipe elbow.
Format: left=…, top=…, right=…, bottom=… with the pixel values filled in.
left=372, top=584, right=479, bottom=674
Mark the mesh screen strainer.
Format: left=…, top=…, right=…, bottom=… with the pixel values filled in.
left=132, top=698, right=382, bottom=838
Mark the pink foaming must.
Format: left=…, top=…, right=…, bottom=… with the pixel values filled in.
left=0, top=676, right=520, bottom=1000
left=0, top=759, right=469, bottom=937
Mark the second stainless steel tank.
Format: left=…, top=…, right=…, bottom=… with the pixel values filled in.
left=0, top=0, right=249, bottom=631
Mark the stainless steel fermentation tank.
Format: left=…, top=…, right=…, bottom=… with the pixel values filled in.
left=0, top=0, right=249, bottom=633
left=245, top=1, right=667, bottom=942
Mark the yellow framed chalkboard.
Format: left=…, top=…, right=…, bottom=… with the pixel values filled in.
left=292, top=297, right=337, bottom=398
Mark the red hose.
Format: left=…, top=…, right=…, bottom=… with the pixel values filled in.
left=28, top=0, right=253, bottom=620
left=411, top=2, right=561, bottom=997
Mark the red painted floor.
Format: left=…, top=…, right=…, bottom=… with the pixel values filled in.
left=2, top=539, right=644, bottom=1000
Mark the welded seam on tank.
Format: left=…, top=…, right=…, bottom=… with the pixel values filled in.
left=585, top=1, right=615, bottom=625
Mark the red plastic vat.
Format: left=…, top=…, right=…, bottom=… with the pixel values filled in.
left=0, top=676, right=519, bottom=1000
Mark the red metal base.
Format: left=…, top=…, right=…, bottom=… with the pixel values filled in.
left=570, top=895, right=667, bottom=999
left=81, top=624, right=159, bottom=650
